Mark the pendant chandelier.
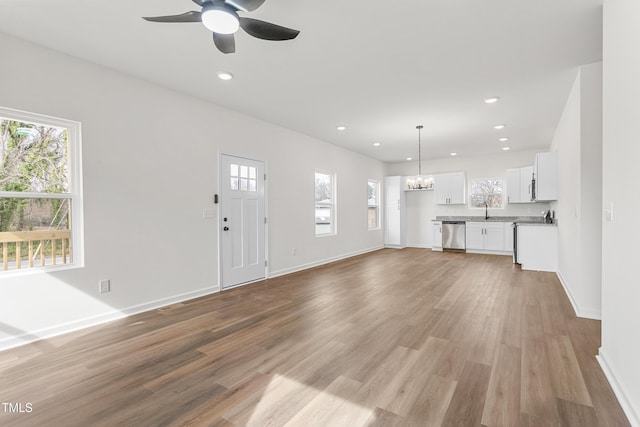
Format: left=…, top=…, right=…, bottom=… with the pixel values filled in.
left=405, top=125, right=433, bottom=190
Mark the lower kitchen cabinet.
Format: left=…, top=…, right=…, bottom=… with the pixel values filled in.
left=517, top=225, right=558, bottom=271
left=466, top=222, right=508, bottom=253
left=432, top=221, right=442, bottom=251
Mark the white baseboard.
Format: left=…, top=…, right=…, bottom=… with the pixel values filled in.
left=556, top=271, right=601, bottom=320
left=268, top=245, right=384, bottom=278
left=0, top=286, right=219, bottom=352
left=465, top=249, right=512, bottom=256
left=597, top=348, right=639, bottom=427
left=407, top=243, right=431, bottom=249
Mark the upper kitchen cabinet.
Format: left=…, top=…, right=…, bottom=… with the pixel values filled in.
left=506, top=166, right=534, bottom=203
left=534, top=152, right=558, bottom=201
left=434, top=172, right=466, bottom=205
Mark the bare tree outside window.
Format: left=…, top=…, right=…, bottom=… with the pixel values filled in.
left=470, top=178, right=504, bottom=208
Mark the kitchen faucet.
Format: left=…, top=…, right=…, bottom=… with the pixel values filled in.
left=485, top=202, right=489, bottom=220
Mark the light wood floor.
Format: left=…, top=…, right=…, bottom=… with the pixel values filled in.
left=0, top=249, right=631, bottom=427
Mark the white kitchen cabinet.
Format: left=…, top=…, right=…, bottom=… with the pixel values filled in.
left=534, top=152, right=558, bottom=201
left=517, top=225, right=558, bottom=271
left=434, top=172, right=466, bottom=205
left=432, top=221, right=443, bottom=251
left=506, top=168, right=521, bottom=203
left=466, top=222, right=507, bottom=253
left=384, top=176, right=406, bottom=248
left=506, top=166, right=534, bottom=203
left=465, top=222, right=484, bottom=250
left=485, top=225, right=505, bottom=251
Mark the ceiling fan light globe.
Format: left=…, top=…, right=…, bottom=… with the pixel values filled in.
left=201, top=6, right=240, bottom=34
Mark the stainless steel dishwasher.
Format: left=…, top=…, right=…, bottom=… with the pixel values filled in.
left=442, top=221, right=466, bottom=251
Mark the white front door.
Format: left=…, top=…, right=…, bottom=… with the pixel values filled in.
left=220, top=154, right=266, bottom=289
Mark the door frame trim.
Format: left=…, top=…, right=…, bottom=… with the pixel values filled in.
left=217, top=152, right=269, bottom=291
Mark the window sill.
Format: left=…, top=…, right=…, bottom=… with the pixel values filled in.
left=0, top=262, right=84, bottom=279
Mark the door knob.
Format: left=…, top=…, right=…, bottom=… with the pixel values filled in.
left=223, top=226, right=229, bottom=231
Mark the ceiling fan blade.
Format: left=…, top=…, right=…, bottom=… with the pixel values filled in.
left=239, top=17, right=300, bottom=41
left=213, top=32, right=236, bottom=54
left=227, top=0, right=266, bottom=12
left=143, top=11, right=202, bottom=23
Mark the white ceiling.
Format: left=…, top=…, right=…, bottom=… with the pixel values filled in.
left=0, top=0, right=603, bottom=163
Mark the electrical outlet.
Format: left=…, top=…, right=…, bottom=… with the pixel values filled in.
left=99, top=279, right=110, bottom=294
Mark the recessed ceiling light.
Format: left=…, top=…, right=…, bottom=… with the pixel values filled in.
left=502, top=146, right=511, bottom=151
left=484, top=97, right=499, bottom=104
left=406, top=157, right=413, bottom=161
left=499, top=137, right=509, bottom=142
left=373, top=142, right=381, bottom=147
left=494, top=124, right=505, bottom=130
left=450, top=152, right=458, bottom=156
left=217, top=72, right=233, bottom=80
left=336, top=125, right=347, bottom=131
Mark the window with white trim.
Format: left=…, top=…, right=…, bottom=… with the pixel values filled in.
left=470, top=177, right=504, bottom=208
left=315, top=170, right=335, bottom=236
left=367, top=179, right=379, bottom=230
left=0, top=107, right=83, bottom=273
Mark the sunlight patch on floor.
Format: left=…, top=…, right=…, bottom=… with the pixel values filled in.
left=246, top=374, right=375, bottom=427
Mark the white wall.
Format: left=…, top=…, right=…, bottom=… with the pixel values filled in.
left=387, top=150, right=551, bottom=247
left=600, top=1, right=640, bottom=425
left=550, top=62, right=603, bottom=320
left=0, top=33, right=385, bottom=350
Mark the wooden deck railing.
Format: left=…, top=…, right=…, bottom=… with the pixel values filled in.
left=0, top=230, right=72, bottom=271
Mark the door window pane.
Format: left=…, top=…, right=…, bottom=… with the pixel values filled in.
left=230, top=163, right=258, bottom=192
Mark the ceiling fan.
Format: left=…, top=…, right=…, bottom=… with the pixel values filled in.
left=143, top=0, right=300, bottom=54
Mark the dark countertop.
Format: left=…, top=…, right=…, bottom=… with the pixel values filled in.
left=433, top=216, right=557, bottom=225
